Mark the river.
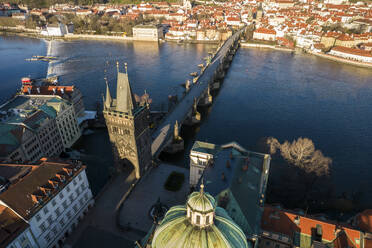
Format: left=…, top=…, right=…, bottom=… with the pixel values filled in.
left=1, top=35, right=372, bottom=210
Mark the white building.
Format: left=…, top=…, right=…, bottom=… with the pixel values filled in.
left=328, top=46, right=372, bottom=63
left=0, top=159, right=94, bottom=248
left=0, top=205, right=39, bottom=248
left=253, top=27, right=277, bottom=41
left=40, top=23, right=68, bottom=37
left=189, top=141, right=216, bottom=187
left=132, top=24, right=164, bottom=41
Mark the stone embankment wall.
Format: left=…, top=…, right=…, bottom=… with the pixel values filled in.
left=310, top=51, right=372, bottom=69
left=240, top=42, right=294, bottom=52
left=64, top=34, right=133, bottom=41
left=0, top=26, right=38, bottom=33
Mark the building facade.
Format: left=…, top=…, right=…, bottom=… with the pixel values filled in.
left=0, top=95, right=76, bottom=163
left=103, top=65, right=152, bottom=179
left=0, top=159, right=94, bottom=248
left=133, top=24, right=164, bottom=41
left=0, top=95, right=80, bottom=163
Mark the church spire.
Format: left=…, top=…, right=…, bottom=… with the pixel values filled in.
left=104, top=77, right=112, bottom=110
left=115, top=62, right=137, bottom=114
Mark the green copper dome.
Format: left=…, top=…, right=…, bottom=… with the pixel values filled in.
left=187, top=184, right=216, bottom=214
left=151, top=185, right=249, bottom=248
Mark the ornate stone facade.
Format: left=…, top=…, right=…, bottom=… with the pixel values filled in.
left=103, top=64, right=152, bottom=179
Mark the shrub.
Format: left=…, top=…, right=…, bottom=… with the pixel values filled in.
left=164, top=171, right=184, bottom=192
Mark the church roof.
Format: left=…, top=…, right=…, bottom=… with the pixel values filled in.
left=152, top=205, right=250, bottom=248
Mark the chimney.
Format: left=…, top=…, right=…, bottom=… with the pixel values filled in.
left=294, top=216, right=300, bottom=225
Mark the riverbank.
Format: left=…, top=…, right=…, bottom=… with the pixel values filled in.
left=241, top=41, right=372, bottom=69
left=240, top=42, right=295, bottom=52
left=64, top=33, right=133, bottom=41
left=165, top=38, right=219, bottom=44
left=309, top=51, right=372, bottom=69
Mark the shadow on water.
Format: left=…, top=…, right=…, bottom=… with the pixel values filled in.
left=72, top=129, right=114, bottom=195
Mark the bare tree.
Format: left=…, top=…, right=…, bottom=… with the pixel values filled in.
left=266, top=137, right=331, bottom=176
left=266, top=136, right=280, bottom=155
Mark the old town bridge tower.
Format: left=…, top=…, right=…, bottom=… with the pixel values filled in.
left=103, top=63, right=152, bottom=179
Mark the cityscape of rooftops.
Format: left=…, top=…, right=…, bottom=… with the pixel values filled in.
left=0, top=0, right=372, bottom=247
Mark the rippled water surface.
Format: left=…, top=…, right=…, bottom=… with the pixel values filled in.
left=1, top=36, right=372, bottom=201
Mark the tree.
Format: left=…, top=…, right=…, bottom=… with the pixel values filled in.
left=267, top=137, right=331, bottom=176
left=265, top=137, right=333, bottom=211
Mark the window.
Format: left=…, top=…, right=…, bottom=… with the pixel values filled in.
left=35, top=214, right=41, bottom=222
left=45, top=233, right=51, bottom=243
left=66, top=185, right=70, bottom=192
left=69, top=194, right=74, bottom=203
left=52, top=199, right=56, bottom=207
left=55, top=207, right=61, bottom=217
left=62, top=200, right=68, bottom=209
left=73, top=179, right=77, bottom=186
left=206, top=216, right=209, bottom=225
left=39, top=223, right=46, bottom=232
left=20, top=234, right=26, bottom=243
left=59, top=192, right=64, bottom=199
left=52, top=226, right=58, bottom=235
left=78, top=174, right=82, bottom=181
left=66, top=210, right=72, bottom=219
left=59, top=218, right=65, bottom=227
left=73, top=204, right=78, bottom=213
left=47, top=216, right=53, bottom=226
left=43, top=206, right=49, bottom=215
left=196, top=215, right=200, bottom=224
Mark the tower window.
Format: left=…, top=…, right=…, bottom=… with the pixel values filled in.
left=206, top=215, right=209, bottom=225
left=196, top=215, right=200, bottom=224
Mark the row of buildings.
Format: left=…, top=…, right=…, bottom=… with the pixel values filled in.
left=250, top=0, right=372, bottom=63
left=0, top=158, right=94, bottom=248
left=0, top=79, right=85, bottom=164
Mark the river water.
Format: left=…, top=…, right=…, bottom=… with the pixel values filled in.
left=1, top=35, right=372, bottom=208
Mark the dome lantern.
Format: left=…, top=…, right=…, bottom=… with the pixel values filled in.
left=186, top=183, right=215, bottom=227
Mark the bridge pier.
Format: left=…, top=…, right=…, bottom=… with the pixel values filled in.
left=163, top=121, right=184, bottom=154
left=184, top=98, right=201, bottom=125
left=198, top=85, right=212, bottom=107
left=211, top=80, right=220, bottom=91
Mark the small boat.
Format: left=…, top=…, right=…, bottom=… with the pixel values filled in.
left=198, top=64, right=204, bottom=68
left=190, top=72, right=198, bottom=77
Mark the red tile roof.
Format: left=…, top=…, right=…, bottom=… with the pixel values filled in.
left=262, top=206, right=361, bottom=247
left=356, top=209, right=372, bottom=233
left=0, top=160, right=85, bottom=220
left=332, top=46, right=372, bottom=58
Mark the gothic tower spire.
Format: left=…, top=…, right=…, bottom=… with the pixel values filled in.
left=104, top=78, right=112, bottom=110
left=116, top=63, right=137, bottom=114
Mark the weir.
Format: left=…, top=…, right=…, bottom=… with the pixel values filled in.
left=151, top=28, right=244, bottom=157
